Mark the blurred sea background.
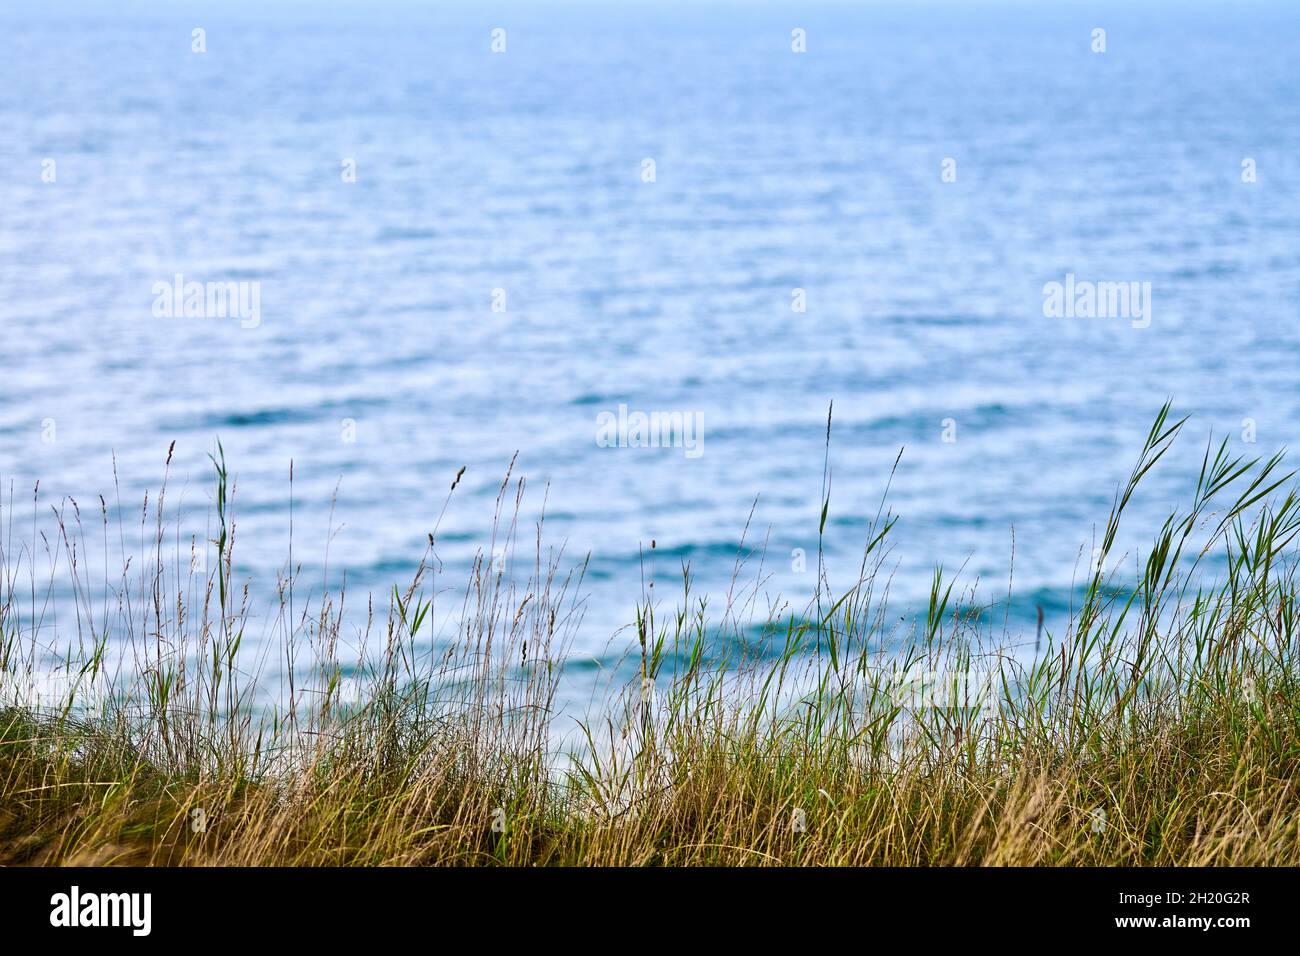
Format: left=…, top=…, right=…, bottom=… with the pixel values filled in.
left=1, top=0, right=1298, bottom=710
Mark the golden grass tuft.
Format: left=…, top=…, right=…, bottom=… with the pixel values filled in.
left=3, top=405, right=1299, bottom=866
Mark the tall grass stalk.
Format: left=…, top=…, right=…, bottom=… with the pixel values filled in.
left=2, top=406, right=1298, bottom=865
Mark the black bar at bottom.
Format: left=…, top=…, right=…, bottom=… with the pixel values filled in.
left=0, top=866, right=1282, bottom=943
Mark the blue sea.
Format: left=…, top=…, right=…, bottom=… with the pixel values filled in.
left=2, top=0, right=1299, bottom=702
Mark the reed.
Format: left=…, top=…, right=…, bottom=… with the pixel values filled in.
left=2, top=404, right=1298, bottom=866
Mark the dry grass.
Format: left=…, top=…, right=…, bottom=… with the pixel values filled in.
left=2, top=405, right=1299, bottom=866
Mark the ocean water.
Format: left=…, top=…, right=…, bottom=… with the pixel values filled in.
left=2, top=0, right=1299, bottom=700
